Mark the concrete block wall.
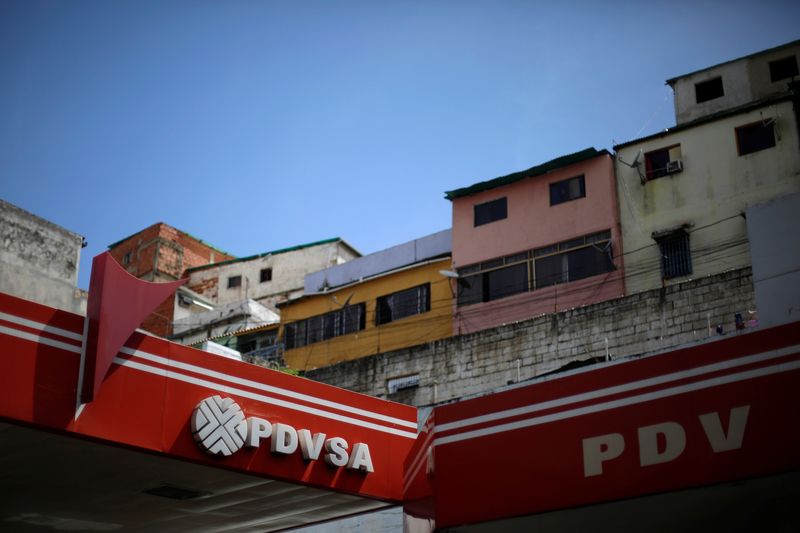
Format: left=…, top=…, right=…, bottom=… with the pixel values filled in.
left=304, top=268, right=755, bottom=407
left=0, top=199, right=86, bottom=314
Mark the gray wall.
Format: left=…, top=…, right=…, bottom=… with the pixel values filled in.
left=304, top=230, right=451, bottom=293
left=0, top=200, right=86, bottom=313
left=306, top=268, right=755, bottom=407
left=747, top=193, right=800, bottom=327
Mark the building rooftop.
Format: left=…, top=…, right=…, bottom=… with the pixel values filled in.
left=613, top=93, right=792, bottom=150
left=303, top=229, right=451, bottom=294
left=444, top=148, right=610, bottom=200
left=186, top=237, right=360, bottom=273
left=665, top=39, right=800, bottom=86
left=107, top=222, right=231, bottom=256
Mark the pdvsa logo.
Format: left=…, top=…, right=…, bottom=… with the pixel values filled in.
left=191, top=396, right=248, bottom=456
left=191, top=395, right=374, bottom=473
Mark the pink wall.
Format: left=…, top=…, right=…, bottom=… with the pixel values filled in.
left=451, top=153, right=625, bottom=334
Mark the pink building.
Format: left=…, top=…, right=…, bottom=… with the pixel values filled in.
left=446, top=148, right=625, bottom=334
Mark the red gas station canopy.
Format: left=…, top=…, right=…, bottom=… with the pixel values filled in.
left=1, top=252, right=799, bottom=531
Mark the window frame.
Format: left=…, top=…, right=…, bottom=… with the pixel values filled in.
left=375, top=283, right=431, bottom=326
left=655, top=230, right=692, bottom=280
left=644, top=144, right=682, bottom=181
left=457, top=230, right=615, bottom=306
left=549, top=175, right=586, bottom=206
left=769, top=55, right=799, bottom=83
left=735, top=120, right=776, bottom=156
left=227, top=275, right=242, bottom=289
left=284, top=303, right=366, bottom=349
left=260, top=268, right=272, bottom=283
left=695, top=76, right=724, bottom=104
left=473, top=197, right=508, bottom=227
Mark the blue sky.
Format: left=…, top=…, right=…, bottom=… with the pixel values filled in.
left=2, top=1, right=799, bottom=289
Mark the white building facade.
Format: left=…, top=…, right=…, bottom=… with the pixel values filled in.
left=615, top=41, right=800, bottom=295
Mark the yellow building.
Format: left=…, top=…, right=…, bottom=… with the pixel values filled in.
left=279, top=231, right=453, bottom=371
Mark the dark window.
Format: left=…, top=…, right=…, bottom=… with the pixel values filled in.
left=549, top=175, right=586, bottom=205
left=695, top=77, right=724, bottom=103
left=457, top=263, right=528, bottom=306
left=736, top=121, right=776, bottom=155
left=376, top=284, right=430, bottom=325
left=534, top=233, right=615, bottom=289
left=656, top=231, right=692, bottom=279
left=122, top=251, right=132, bottom=265
left=474, top=197, right=507, bottom=227
left=227, top=275, right=242, bottom=289
left=260, top=268, right=272, bottom=283
left=457, top=273, right=484, bottom=306
left=769, top=56, right=798, bottom=82
left=486, top=263, right=528, bottom=301
left=644, top=145, right=682, bottom=180
left=457, top=230, right=615, bottom=306
left=284, top=303, right=366, bottom=349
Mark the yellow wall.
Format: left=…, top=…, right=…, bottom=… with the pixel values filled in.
left=280, top=258, right=453, bottom=370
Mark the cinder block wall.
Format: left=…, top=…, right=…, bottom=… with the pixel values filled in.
left=305, top=268, right=755, bottom=407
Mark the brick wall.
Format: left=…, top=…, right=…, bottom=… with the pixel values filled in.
left=304, top=268, right=755, bottom=407
left=187, top=277, right=220, bottom=302
left=108, top=223, right=234, bottom=337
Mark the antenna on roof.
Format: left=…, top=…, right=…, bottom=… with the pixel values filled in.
left=616, top=150, right=646, bottom=184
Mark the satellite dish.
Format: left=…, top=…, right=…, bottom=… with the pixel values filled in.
left=617, top=149, right=643, bottom=169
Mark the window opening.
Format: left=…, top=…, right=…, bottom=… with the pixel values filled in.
left=655, top=230, right=692, bottom=279
left=376, top=284, right=430, bottom=325
left=736, top=121, right=776, bottom=156
left=227, top=275, right=242, bottom=289
left=284, top=303, right=366, bottom=349
left=457, top=230, right=614, bottom=306
left=474, top=197, right=508, bottom=227
left=695, top=77, right=724, bottom=103
left=260, top=268, right=272, bottom=283
left=644, top=145, right=682, bottom=180
left=549, top=175, right=586, bottom=205
left=769, top=56, right=798, bottom=83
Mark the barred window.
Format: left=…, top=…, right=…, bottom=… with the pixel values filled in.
left=376, top=284, right=430, bottom=325
left=284, top=303, right=365, bottom=349
left=457, top=230, right=615, bottom=306
left=656, top=230, right=692, bottom=279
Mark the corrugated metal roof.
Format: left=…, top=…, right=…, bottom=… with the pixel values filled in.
left=444, top=148, right=610, bottom=200
left=190, top=322, right=280, bottom=345
left=304, top=229, right=451, bottom=294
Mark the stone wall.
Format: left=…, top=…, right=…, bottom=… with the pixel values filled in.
left=305, top=268, right=755, bottom=407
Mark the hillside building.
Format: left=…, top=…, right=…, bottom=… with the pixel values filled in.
left=107, top=222, right=234, bottom=337
left=185, top=238, right=360, bottom=311
left=614, top=40, right=800, bottom=295
left=279, top=230, right=452, bottom=370
left=446, top=148, right=625, bottom=335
